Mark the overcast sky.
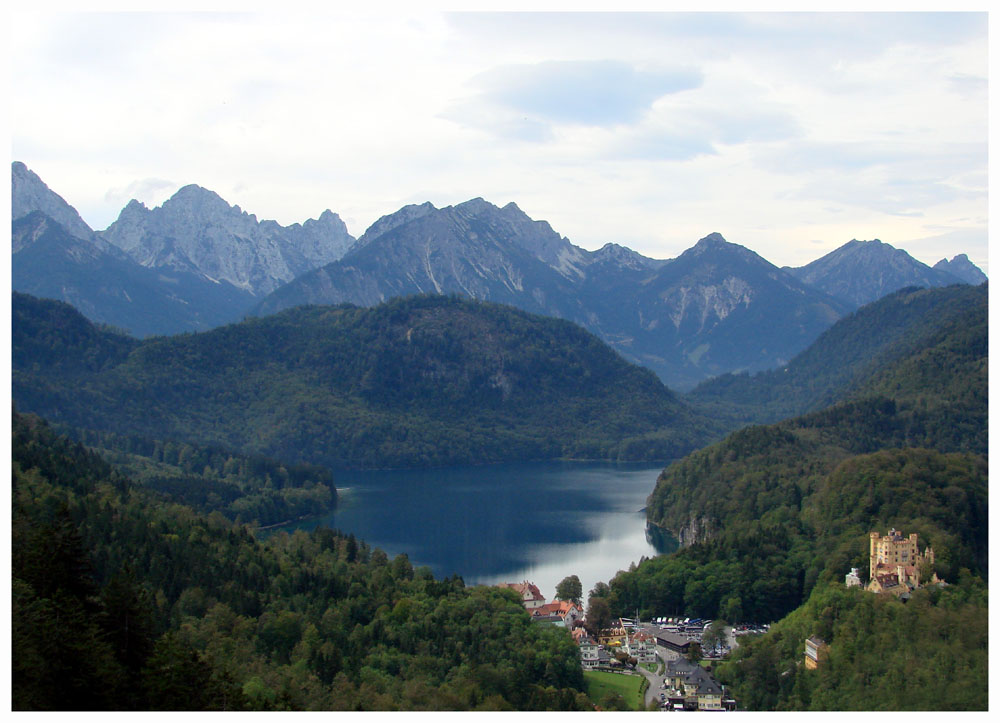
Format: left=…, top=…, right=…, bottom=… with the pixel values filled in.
left=9, top=7, right=989, bottom=272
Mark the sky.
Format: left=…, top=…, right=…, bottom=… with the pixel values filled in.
left=8, top=5, right=990, bottom=273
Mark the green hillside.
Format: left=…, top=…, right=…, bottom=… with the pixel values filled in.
left=715, top=580, right=987, bottom=710
left=589, top=282, right=987, bottom=709
left=12, top=410, right=589, bottom=711
left=13, top=293, right=713, bottom=469
left=686, top=284, right=986, bottom=429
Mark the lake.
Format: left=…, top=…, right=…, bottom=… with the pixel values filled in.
left=279, top=460, right=677, bottom=603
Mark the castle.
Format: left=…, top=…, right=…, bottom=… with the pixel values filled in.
left=865, top=528, right=939, bottom=595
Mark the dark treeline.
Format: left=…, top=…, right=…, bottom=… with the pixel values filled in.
left=12, top=411, right=589, bottom=711
left=66, top=426, right=336, bottom=527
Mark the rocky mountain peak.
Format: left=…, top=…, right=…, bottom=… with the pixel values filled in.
left=300, top=210, right=351, bottom=241
left=786, top=237, right=966, bottom=308
left=356, top=202, right=437, bottom=247
left=453, top=197, right=496, bottom=217
left=934, top=253, right=987, bottom=285
left=12, top=161, right=97, bottom=243
left=681, top=233, right=763, bottom=268
left=591, top=242, right=664, bottom=271
left=697, top=232, right=728, bottom=246
left=100, top=184, right=356, bottom=296
left=162, top=184, right=243, bottom=219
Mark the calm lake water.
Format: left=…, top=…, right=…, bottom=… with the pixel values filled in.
left=279, top=460, right=677, bottom=602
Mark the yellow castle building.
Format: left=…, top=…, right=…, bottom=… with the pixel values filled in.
left=866, top=528, right=937, bottom=595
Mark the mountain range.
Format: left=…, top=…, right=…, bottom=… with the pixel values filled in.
left=254, top=198, right=858, bottom=388
left=11, top=162, right=355, bottom=337
left=11, top=161, right=985, bottom=389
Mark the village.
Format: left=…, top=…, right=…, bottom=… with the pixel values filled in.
left=496, top=528, right=945, bottom=711
left=496, top=581, right=741, bottom=711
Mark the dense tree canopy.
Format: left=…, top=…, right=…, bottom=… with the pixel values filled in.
left=714, top=581, right=987, bottom=711
left=12, top=411, right=589, bottom=711
left=13, top=292, right=714, bottom=469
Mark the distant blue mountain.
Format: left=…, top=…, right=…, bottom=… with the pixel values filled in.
left=785, top=238, right=968, bottom=308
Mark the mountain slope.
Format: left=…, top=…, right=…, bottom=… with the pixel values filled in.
left=686, top=283, right=987, bottom=429
left=256, top=200, right=850, bottom=390
left=12, top=212, right=254, bottom=337
left=785, top=239, right=964, bottom=308
left=618, top=233, right=850, bottom=388
left=651, top=283, right=987, bottom=546
left=254, top=198, right=590, bottom=317
left=100, top=184, right=356, bottom=296
left=13, top=293, right=712, bottom=468
left=593, top=279, right=987, bottom=636
left=12, top=161, right=99, bottom=243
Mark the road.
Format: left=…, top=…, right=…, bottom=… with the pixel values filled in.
left=631, top=624, right=736, bottom=710
left=631, top=623, right=685, bottom=710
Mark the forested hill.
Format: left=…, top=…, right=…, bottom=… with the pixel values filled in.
left=648, top=277, right=986, bottom=551
left=596, top=280, right=986, bottom=624
left=12, top=410, right=589, bottom=711
left=686, top=283, right=987, bottom=430
left=714, top=577, right=987, bottom=710
left=588, top=281, right=988, bottom=710
left=12, top=292, right=713, bottom=468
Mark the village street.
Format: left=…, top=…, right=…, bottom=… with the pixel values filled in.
left=632, top=624, right=739, bottom=710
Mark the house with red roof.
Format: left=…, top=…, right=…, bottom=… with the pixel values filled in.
left=531, top=599, right=583, bottom=627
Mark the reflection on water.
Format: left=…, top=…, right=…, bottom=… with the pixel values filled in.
left=278, top=460, right=678, bottom=601
left=645, top=521, right=680, bottom=556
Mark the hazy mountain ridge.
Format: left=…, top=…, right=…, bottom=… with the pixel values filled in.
left=686, top=283, right=988, bottom=429
left=619, top=233, right=850, bottom=388
left=12, top=212, right=255, bottom=337
left=13, top=161, right=985, bottom=389
left=785, top=239, right=970, bottom=308
left=11, top=162, right=357, bottom=336
left=933, top=253, right=988, bottom=285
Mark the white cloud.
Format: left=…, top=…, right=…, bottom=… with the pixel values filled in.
left=9, top=9, right=988, bottom=273
left=104, top=178, right=180, bottom=209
